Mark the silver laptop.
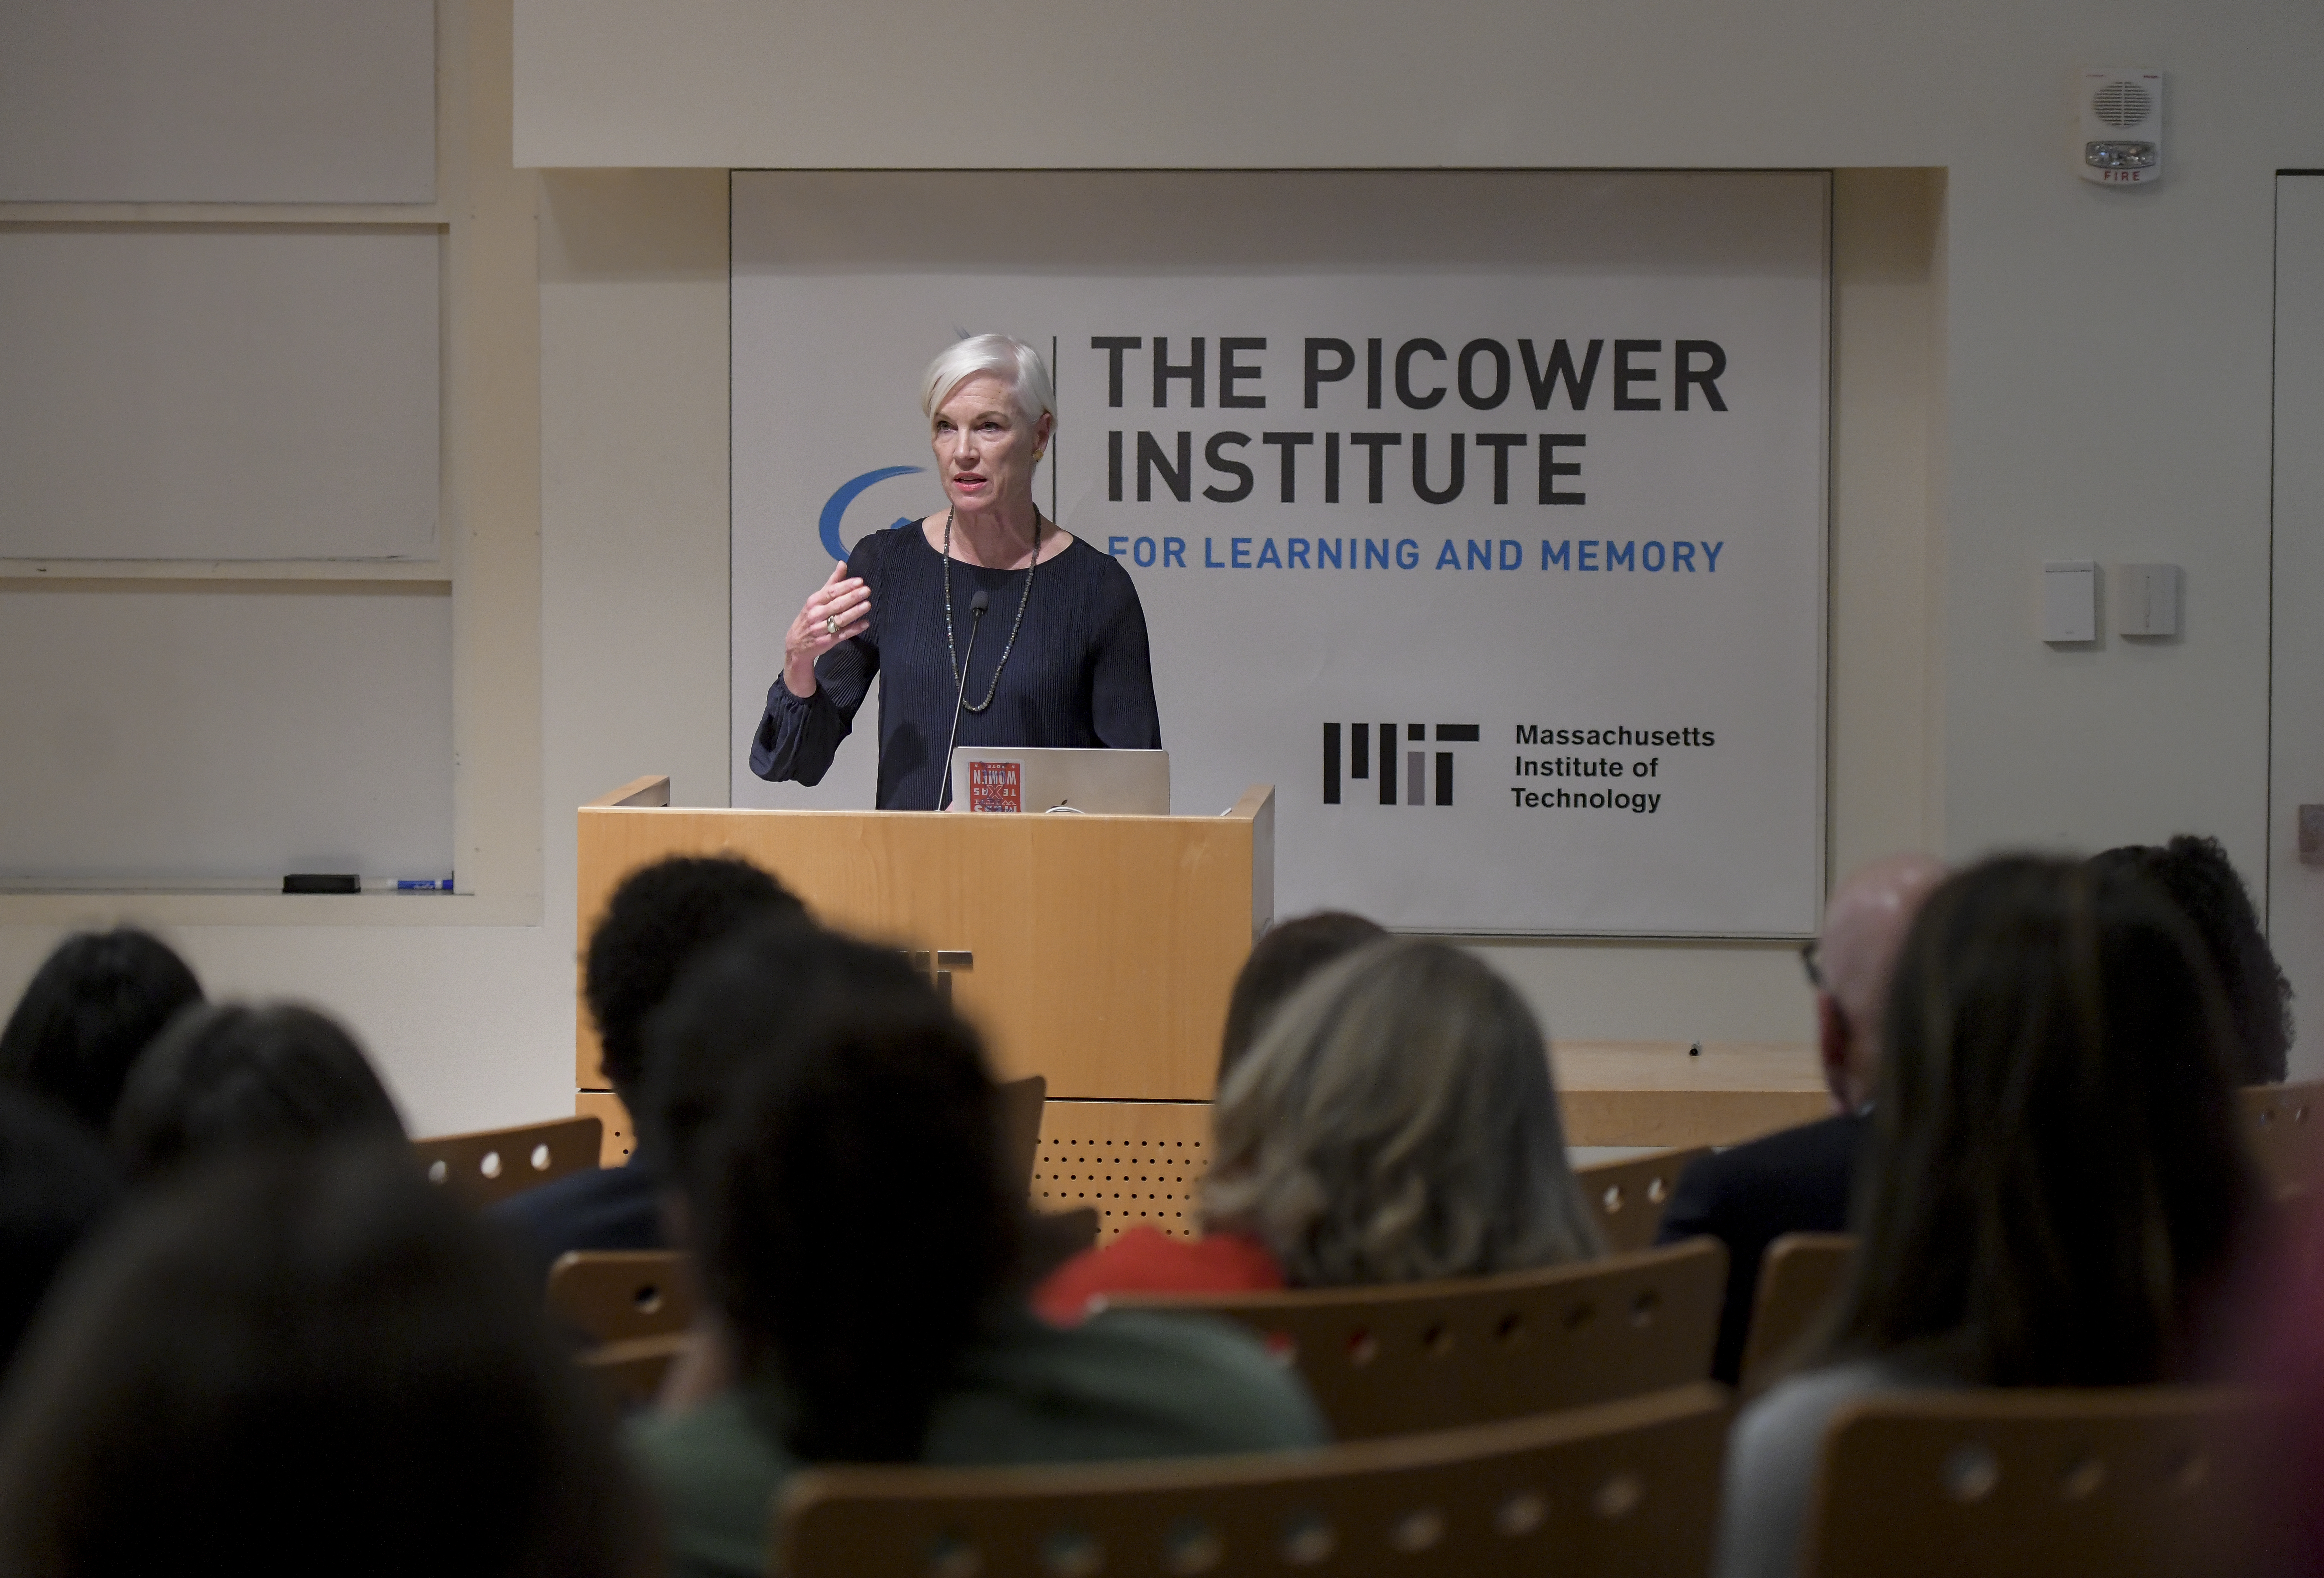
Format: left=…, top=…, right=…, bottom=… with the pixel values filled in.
left=948, top=747, right=1169, bottom=815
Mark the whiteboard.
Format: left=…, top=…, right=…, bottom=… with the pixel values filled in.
left=730, top=171, right=1827, bottom=936
left=0, top=583, right=452, bottom=884
left=0, top=0, right=434, bottom=204
left=0, top=228, right=440, bottom=561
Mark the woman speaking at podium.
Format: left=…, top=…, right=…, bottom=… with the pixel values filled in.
left=752, top=335, right=1162, bottom=809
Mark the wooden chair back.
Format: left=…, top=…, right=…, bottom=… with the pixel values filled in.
left=782, top=1382, right=1729, bottom=1578
left=1804, top=1386, right=2257, bottom=1578
left=577, top=1331, right=693, bottom=1411
left=2244, top=1080, right=2322, bottom=1190
left=1576, top=1146, right=1711, bottom=1253
left=1109, top=1239, right=1725, bottom=1440
left=412, top=1114, right=602, bottom=1206
left=996, top=1074, right=1046, bottom=1196
left=546, top=1249, right=695, bottom=1344
left=1739, top=1232, right=1856, bottom=1395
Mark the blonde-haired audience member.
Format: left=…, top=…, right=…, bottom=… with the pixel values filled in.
left=1035, top=937, right=1602, bottom=1322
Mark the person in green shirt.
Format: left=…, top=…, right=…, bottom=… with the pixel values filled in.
left=628, top=920, right=1329, bottom=1578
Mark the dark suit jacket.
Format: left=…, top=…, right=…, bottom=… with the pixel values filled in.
left=1654, top=1111, right=1866, bottom=1384
left=489, top=1149, right=664, bottom=1284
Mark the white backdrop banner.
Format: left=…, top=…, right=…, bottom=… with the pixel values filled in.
left=731, top=171, right=1827, bottom=936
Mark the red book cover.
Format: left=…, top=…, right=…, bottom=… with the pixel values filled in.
left=967, top=761, right=1021, bottom=813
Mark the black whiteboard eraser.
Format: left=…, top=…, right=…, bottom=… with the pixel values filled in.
left=283, top=873, right=360, bottom=894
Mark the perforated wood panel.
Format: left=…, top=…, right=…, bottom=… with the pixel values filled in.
left=411, top=1116, right=602, bottom=1207
left=1034, top=1101, right=1213, bottom=1241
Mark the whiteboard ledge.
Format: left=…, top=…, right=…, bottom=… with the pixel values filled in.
left=0, top=560, right=448, bottom=582
left=0, top=892, right=540, bottom=930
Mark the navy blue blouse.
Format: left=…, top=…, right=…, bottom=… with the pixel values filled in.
left=752, top=526, right=1163, bottom=810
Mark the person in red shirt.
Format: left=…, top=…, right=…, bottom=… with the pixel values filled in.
left=1035, top=927, right=1602, bottom=1323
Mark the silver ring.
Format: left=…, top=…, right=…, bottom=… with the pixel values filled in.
left=824, top=615, right=839, bottom=637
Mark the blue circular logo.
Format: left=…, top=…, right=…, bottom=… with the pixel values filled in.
left=818, top=466, right=925, bottom=562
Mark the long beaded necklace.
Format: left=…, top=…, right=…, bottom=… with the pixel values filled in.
left=943, top=506, right=1040, bottom=714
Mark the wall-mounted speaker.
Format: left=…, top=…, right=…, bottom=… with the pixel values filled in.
left=2079, top=67, right=2163, bottom=187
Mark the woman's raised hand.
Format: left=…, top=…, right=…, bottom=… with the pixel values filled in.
left=783, top=561, right=871, bottom=697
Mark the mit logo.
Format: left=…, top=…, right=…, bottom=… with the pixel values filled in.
left=1323, top=723, right=1481, bottom=806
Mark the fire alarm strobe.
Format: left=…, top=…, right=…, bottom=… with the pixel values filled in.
left=2079, top=68, right=2162, bottom=186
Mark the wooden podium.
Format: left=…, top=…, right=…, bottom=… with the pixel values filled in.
left=575, top=776, right=1275, bottom=1210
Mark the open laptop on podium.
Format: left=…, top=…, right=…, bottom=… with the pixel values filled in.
left=948, top=747, right=1169, bottom=814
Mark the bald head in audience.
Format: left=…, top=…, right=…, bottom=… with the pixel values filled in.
left=1810, top=854, right=1946, bottom=1114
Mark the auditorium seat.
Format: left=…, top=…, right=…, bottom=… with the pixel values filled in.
left=578, top=1330, right=694, bottom=1410
left=1738, top=1232, right=1856, bottom=1396
left=1104, top=1239, right=1724, bottom=1439
left=547, top=1249, right=695, bottom=1345
left=2243, top=1080, right=2322, bottom=1191
left=1575, top=1146, right=1712, bottom=1253
left=1800, top=1387, right=2256, bottom=1578
left=780, top=1382, right=1728, bottom=1578
left=411, top=1114, right=602, bottom=1207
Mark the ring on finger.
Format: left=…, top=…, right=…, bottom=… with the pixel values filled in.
left=824, top=614, right=840, bottom=637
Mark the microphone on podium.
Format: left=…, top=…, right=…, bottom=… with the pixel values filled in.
left=937, top=589, right=991, bottom=809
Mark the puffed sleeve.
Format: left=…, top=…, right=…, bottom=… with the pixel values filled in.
left=750, top=541, right=882, bottom=785
left=1089, top=557, right=1162, bottom=750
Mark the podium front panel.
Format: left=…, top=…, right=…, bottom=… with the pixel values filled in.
left=576, top=794, right=1273, bottom=1103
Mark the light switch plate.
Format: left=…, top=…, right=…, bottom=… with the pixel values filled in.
left=2043, top=562, right=2097, bottom=643
left=2118, top=563, right=2181, bottom=637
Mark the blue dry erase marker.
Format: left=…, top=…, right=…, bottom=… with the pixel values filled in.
left=361, top=876, right=455, bottom=892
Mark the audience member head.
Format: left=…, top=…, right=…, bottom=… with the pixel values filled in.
left=1806, top=853, right=1946, bottom=1113
left=584, top=855, right=804, bottom=1109
left=0, top=929, right=203, bottom=1135
left=647, top=922, right=1016, bottom=1462
left=0, top=1149, right=654, bottom=1577
left=1217, top=910, right=1387, bottom=1085
left=2088, top=834, right=2291, bottom=1084
left=1204, top=937, right=1602, bottom=1287
left=1831, top=855, right=2260, bottom=1387
left=112, top=1002, right=405, bottom=1182
left=0, top=1092, right=119, bottom=1377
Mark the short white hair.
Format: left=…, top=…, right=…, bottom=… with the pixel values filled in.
left=921, top=334, right=1055, bottom=426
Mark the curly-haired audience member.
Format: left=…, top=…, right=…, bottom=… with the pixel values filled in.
left=493, top=855, right=804, bottom=1274
left=2088, top=834, right=2292, bottom=1083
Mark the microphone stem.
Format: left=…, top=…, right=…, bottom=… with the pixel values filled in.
left=938, top=606, right=986, bottom=810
